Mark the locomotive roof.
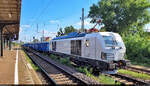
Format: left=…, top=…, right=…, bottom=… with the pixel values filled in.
left=52, top=32, right=87, bottom=40
left=52, top=32, right=118, bottom=40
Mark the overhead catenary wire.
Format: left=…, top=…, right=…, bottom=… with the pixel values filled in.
left=25, top=0, right=100, bottom=42
left=24, top=0, right=47, bottom=27
left=28, top=0, right=54, bottom=32
left=30, top=0, right=54, bottom=27
left=28, top=0, right=54, bottom=42
left=21, top=0, right=48, bottom=42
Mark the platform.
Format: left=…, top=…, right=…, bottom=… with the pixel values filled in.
left=0, top=47, right=42, bottom=84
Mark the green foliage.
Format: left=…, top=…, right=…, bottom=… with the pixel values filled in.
left=76, top=67, right=119, bottom=85
left=59, top=58, right=72, bottom=67
left=12, top=42, right=20, bottom=46
left=118, top=69, right=150, bottom=80
left=56, top=26, right=77, bottom=37
left=24, top=51, right=39, bottom=71
left=56, top=28, right=64, bottom=37
left=64, top=25, right=77, bottom=35
left=50, top=54, right=58, bottom=60
left=32, top=39, right=39, bottom=43
left=89, top=0, right=150, bottom=33
left=99, top=74, right=120, bottom=85
left=76, top=67, right=85, bottom=73
left=47, top=54, right=119, bottom=84
left=49, top=54, right=72, bottom=67
left=122, top=33, right=150, bottom=67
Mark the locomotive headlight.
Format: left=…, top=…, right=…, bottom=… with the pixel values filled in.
left=85, top=39, right=89, bottom=47
left=101, top=52, right=114, bottom=60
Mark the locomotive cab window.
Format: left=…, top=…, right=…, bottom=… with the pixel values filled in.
left=103, top=36, right=117, bottom=47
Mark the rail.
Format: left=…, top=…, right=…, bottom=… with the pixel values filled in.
left=23, top=47, right=88, bottom=85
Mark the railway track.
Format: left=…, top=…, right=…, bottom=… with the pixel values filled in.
left=126, top=66, right=150, bottom=75
left=23, top=47, right=150, bottom=85
left=47, top=51, right=150, bottom=85
left=109, top=73, right=150, bottom=85
left=23, top=48, right=88, bottom=85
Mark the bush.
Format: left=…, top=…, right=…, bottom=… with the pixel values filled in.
left=50, top=54, right=58, bottom=60
left=122, top=33, right=150, bottom=67
left=59, top=57, right=72, bottom=67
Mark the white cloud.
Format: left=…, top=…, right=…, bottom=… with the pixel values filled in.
left=74, top=18, right=94, bottom=28
left=145, top=28, right=150, bottom=32
left=76, top=20, right=92, bottom=26
left=19, top=24, right=31, bottom=34
left=48, top=32, right=57, bottom=38
left=21, top=24, right=30, bottom=28
left=49, top=32, right=57, bottom=34
left=19, top=27, right=23, bottom=33
left=38, top=29, right=49, bottom=34
left=49, top=20, right=60, bottom=24
left=38, top=30, right=57, bottom=38
left=144, top=24, right=150, bottom=32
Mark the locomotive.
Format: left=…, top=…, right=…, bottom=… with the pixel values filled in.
left=50, top=32, right=130, bottom=73
left=23, top=32, right=130, bottom=73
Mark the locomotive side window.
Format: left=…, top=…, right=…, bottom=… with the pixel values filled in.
left=76, top=40, right=82, bottom=55
left=52, top=41, right=56, bottom=51
left=71, top=40, right=75, bottom=54
left=71, top=40, right=81, bottom=56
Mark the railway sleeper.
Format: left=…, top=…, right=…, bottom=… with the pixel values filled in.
left=56, top=81, right=76, bottom=85
left=24, top=48, right=87, bottom=85
left=54, top=78, right=73, bottom=82
left=27, top=47, right=111, bottom=73
left=53, top=77, right=70, bottom=81
left=51, top=76, right=70, bottom=80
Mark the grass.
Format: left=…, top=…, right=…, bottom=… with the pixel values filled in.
left=12, top=42, right=20, bottom=46
left=76, top=67, right=120, bottom=85
left=23, top=51, right=39, bottom=71
left=118, top=69, right=150, bottom=80
left=99, top=74, right=119, bottom=85
left=45, top=54, right=120, bottom=85
left=59, top=58, right=72, bottom=67
left=48, top=54, right=73, bottom=67
left=49, top=54, right=58, bottom=61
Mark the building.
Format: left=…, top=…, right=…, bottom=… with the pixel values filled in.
left=40, top=37, right=52, bottom=42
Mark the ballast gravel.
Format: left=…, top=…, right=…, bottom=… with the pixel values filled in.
left=35, top=52, right=100, bottom=84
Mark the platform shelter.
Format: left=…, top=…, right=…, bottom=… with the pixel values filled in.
left=0, top=0, right=21, bottom=56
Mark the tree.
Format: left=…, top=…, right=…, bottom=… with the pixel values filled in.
left=78, top=28, right=88, bottom=33
left=56, top=26, right=77, bottom=37
left=64, top=25, right=77, bottom=35
left=88, top=0, right=150, bottom=33
left=56, top=28, right=64, bottom=37
left=33, top=39, right=39, bottom=43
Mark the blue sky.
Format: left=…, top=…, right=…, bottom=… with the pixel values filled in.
left=19, top=0, right=100, bottom=42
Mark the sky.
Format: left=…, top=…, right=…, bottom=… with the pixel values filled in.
left=19, top=0, right=100, bottom=42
